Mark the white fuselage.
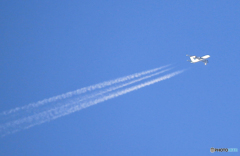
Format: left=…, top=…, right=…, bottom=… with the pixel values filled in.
left=190, top=55, right=210, bottom=63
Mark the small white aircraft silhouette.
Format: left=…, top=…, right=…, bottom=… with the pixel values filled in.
left=186, top=55, right=210, bottom=65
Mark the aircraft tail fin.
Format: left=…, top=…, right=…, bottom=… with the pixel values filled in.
left=189, top=56, right=196, bottom=62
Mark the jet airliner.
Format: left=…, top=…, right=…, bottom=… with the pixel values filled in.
left=186, top=55, right=210, bottom=65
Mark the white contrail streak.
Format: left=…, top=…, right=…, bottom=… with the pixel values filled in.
left=0, top=69, right=184, bottom=136
left=48, top=70, right=185, bottom=120
left=0, top=65, right=170, bottom=116
left=44, top=68, right=173, bottom=112
left=0, top=68, right=172, bottom=135
left=2, top=67, right=172, bottom=121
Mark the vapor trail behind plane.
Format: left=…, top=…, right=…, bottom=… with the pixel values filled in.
left=45, top=67, right=173, bottom=112
left=1, top=65, right=170, bottom=116
left=0, top=69, right=184, bottom=137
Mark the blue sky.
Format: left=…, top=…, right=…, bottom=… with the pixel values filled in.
left=0, top=1, right=239, bottom=155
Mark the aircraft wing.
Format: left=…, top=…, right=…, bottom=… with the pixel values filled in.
left=201, top=59, right=208, bottom=65
left=201, top=59, right=208, bottom=63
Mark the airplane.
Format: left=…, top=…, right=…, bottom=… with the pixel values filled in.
left=186, top=55, right=210, bottom=65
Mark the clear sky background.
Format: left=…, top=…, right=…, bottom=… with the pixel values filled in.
left=0, top=1, right=239, bottom=155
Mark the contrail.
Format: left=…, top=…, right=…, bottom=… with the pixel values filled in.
left=35, top=67, right=173, bottom=114
left=1, top=67, right=172, bottom=122
left=0, top=69, right=184, bottom=137
left=0, top=65, right=170, bottom=116
left=0, top=67, right=172, bottom=135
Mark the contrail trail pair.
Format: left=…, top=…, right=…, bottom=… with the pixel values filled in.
left=0, top=65, right=184, bottom=137
left=1, top=64, right=170, bottom=116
